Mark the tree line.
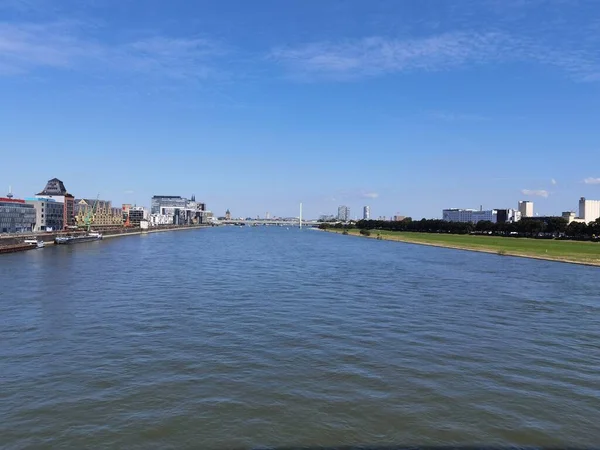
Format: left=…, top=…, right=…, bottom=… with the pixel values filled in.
left=319, top=217, right=600, bottom=240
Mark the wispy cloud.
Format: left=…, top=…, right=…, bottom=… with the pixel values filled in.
left=583, top=177, right=600, bottom=185
left=521, top=189, right=549, bottom=198
left=361, top=192, right=379, bottom=199
left=0, top=21, right=227, bottom=79
left=270, top=32, right=511, bottom=80
left=269, top=30, right=600, bottom=82
left=124, top=189, right=135, bottom=194
left=427, top=110, right=489, bottom=122
left=551, top=178, right=557, bottom=185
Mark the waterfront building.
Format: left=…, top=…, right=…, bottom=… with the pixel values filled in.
left=75, top=199, right=123, bottom=227
left=0, top=191, right=36, bottom=233
left=363, top=206, right=370, bottom=220
left=151, top=195, right=206, bottom=225
left=225, top=209, right=231, bottom=220
left=25, top=197, right=64, bottom=231
left=443, top=208, right=520, bottom=224
left=151, top=195, right=187, bottom=214
left=35, top=178, right=75, bottom=229
left=338, top=205, right=350, bottom=222
left=518, top=201, right=534, bottom=218
left=443, top=209, right=477, bottom=223
left=128, top=207, right=147, bottom=227
left=149, top=213, right=172, bottom=226
left=578, top=197, right=600, bottom=223
left=122, top=204, right=132, bottom=226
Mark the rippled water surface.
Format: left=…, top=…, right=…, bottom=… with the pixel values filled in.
left=1, top=227, right=599, bottom=449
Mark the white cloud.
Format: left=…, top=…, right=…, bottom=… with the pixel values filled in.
left=0, top=21, right=226, bottom=79
left=583, top=177, right=600, bottom=185
left=551, top=178, right=557, bottom=185
left=361, top=192, right=379, bottom=199
left=124, top=189, right=135, bottom=194
left=521, top=189, right=549, bottom=198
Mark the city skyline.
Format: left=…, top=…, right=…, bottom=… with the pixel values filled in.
left=2, top=1, right=600, bottom=218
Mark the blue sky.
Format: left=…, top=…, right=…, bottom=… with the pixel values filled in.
left=1, top=0, right=600, bottom=219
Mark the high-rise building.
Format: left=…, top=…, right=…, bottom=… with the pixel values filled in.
left=518, top=201, right=534, bottom=218
left=35, top=178, right=75, bottom=229
left=579, top=197, right=600, bottom=223
left=363, top=206, right=370, bottom=220
left=337, top=205, right=350, bottom=222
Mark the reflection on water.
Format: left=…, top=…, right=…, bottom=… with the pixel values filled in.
left=1, top=227, right=599, bottom=449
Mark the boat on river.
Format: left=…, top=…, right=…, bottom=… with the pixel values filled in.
left=24, top=239, right=45, bottom=248
left=54, top=232, right=103, bottom=245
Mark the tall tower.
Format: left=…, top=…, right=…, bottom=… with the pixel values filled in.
left=7, top=186, right=13, bottom=199
left=363, top=206, right=370, bottom=220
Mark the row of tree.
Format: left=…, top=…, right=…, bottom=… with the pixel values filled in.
left=319, top=217, right=600, bottom=240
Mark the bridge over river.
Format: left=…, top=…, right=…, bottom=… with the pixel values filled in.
left=218, top=220, right=319, bottom=227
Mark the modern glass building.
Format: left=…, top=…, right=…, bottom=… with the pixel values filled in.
left=151, top=196, right=187, bottom=214
left=0, top=197, right=36, bottom=233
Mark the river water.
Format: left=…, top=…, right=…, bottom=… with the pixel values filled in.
left=1, top=227, right=599, bottom=449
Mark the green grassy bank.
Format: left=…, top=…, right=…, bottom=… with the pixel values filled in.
left=326, top=229, right=600, bottom=266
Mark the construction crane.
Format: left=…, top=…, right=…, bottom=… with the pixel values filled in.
left=83, top=195, right=100, bottom=232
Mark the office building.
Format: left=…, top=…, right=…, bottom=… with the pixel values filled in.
left=25, top=197, right=64, bottom=232
left=495, top=209, right=522, bottom=224
left=128, top=207, right=147, bottom=227
left=443, top=209, right=477, bottom=223
left=0, top=190, right=36, bottom=233
left=151, top=195, right=187, bottom=214
left=363, top=206, right=370, bottom=220
left=393, top=215, right=406, bottom=222
left=443, top=208, right=520, bottom=224
left=36, top=178, right=75, bottom=229
left=75, top=199, right=123, bottom=227
left=225, top=209, right=231, bottom=220
left=579, top=197, right=600, bottom=223
left=337, top=205, right=350, bottom=222
left=518, top=201, right=534, bottom=218
left=151, top=195, right=206, bottom=225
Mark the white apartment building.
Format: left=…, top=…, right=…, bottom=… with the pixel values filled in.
left=443, top=208, right=521, bottom=224
left=443, top=209, right=477, bottom=223
left=338, top=205, right=350, bottom=222
left=518, top=201, right=534, bottom=218
left=578, top=197, right=600, bottom=223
